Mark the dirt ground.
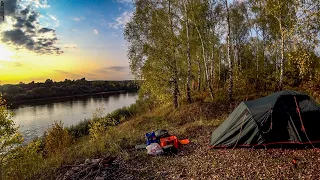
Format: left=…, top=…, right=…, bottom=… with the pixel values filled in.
left=101, top=131, right=320, bottom=179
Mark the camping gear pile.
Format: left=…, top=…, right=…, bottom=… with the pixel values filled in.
left=211, top=90, right=320, bottom=149
left=136, top=129, right=189, bottom=155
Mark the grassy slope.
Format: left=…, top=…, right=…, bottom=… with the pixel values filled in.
left=44, top=93, right=320, bottom=179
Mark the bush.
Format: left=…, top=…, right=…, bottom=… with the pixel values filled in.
left=66, top=119, right=91, bottom=139
left=2, top=140, right=43, bottom=180
left=0, top=96, right=23, bottom=178
left=65, top=98, right=147, bottom=140
left=44, top=121, right=72, bottom=155
left=89, top=120, right=106, bottom=141
left=106, top=102, right=139, bottom=121
left=0, top=98, right=23, bottom=153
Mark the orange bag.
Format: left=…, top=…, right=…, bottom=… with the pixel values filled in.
left=178, top=139, right=190, bottom=145
left=160, top=136, right=179, bottom=149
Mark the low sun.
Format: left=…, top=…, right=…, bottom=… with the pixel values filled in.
left=0, top=44, right=15, bottom=62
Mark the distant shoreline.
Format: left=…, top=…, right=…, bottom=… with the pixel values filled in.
left=8, top=90, right=135, bottom=105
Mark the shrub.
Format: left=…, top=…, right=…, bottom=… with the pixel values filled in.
left=106, top=103, right=139, bottom=122
left=66, top=119, right=91, bottom=139
left=44, top=121, right=72, bottom=155
left=2, top=140, right=43, bottom=180
left=66, top=99, right=145, bottom=140
left=0, top=96, right=23, bottom=178
left=89, top=120, right=106, bottom=141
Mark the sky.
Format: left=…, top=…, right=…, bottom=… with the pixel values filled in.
left=0, top=0, right=134, bottom=84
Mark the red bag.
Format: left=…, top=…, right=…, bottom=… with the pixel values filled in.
left=160, top=136, right=179, bottom=149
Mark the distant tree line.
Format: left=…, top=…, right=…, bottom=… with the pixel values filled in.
left=0, top=78, right=139, bottom=102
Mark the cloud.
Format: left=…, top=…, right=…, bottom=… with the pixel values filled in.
left=14, top=62, right=23, bottom=67
left=34, top=0, right=50, bottom=8
left=48, top=14, right=59, bottom=27
left=93, top=29, right=99, bottom=35
left=117, top=0, right=132, bottom=4
left=100, top=66, right=129, bottom=72
left=20, top=0, right=50, bottom=9
left=2, top=29, right=30, bottom=45
left=54, top=70, right=98, bottom=79
left=92, top=66, right=133, bottom=80
left=72, top=16, right=85, bottom=22
left=3, top=0, right=18, bottom=16
left=0, top=60, right=24, bottom=68
left=0, top=1, right=63, bottom=55
left=38, top=27, right=55, bottom=33
left=109, top=11, right=133, bottom=29
left=27, top=0, right=50, bottom=9
left=54, top=70, right=82, bottom=77
left=112, top=33, right=118, bottom=37
left=63, top=44, right=77, bottom=49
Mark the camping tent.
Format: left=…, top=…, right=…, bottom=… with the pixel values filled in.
left=210, top=90, right=320, bottom=148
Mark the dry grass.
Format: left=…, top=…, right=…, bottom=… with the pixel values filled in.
left=50, top=95, right=320, bottom=179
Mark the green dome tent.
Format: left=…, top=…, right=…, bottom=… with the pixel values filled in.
left=210, top=90, right=320, bottom=148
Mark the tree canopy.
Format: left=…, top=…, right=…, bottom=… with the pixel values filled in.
left=125, top=0, right=320, bottom=107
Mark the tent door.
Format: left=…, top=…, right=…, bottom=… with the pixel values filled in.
left=278, top=98, right=304, bottom=142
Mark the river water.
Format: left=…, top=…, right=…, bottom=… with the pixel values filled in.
left=10, top=92, right=138, bottom=143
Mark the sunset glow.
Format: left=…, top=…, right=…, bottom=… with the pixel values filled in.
left=0, top=0, right=134, bottom=84
left=0, top=44, right=15, bottom=62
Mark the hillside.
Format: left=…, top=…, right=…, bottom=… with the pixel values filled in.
left=51, top=93, right=320, bottom=179
left=1, top=90, right=320, bottom=179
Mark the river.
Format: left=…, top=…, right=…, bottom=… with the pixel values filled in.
left=10, top=92, right=138, bottom=143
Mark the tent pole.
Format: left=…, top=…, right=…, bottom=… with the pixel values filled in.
left=232, top=114, right=247, bottom=149
left=293, top=96, right=315, bottom=148
left=280, top=101, right=302, bottom=142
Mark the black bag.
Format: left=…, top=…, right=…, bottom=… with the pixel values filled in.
left=155, top=129, right=169, bottom=138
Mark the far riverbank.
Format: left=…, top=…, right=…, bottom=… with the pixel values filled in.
left=8, top=90, right=136, bottom=106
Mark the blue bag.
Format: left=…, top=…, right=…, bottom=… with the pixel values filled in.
left=145, top=131, right=157, bottom=145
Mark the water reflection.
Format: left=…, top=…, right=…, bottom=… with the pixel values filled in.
left=46, top=103, right=54, bottom=116
left=11, top=92, right=138, bottom=143
left=112, top=93, right=121, bottom=101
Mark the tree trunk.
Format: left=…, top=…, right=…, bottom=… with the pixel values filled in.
left=195, top=26, right=214, bottom=100
left=279, top=30, right=284, bottom=90
left=169, top=0, right=179, bottom=108
left=218, top=47, right=221, bottom=89
left=184, top=0, right=192, bottom=103
left=275, top=41, right=278, bottom=73
left=209, top=1, right=215, bottom=87
left=197, top=55, right=201, bottom=91
left=226, top=0, right=233, bottom=102
left=234, top=43, right=238, bottom=70
left=255, top=28, right=259, bottom=90
left=211, top=44, right=215, bottom=85
left=262, top=24, right=267, bottom=91
left=173, top=76, right=179, bottom=108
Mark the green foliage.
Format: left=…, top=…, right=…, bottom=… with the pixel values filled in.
left=125, top=0, right=320, bottom=107
left=89, top=120, right=106, bottom=141
left=0, top=96, right=23, bottom=155
left=2, top=140, right=43, bottom=180
left=66, top=100, right=143, bottom=139
left=44, top=121, right=72, bottom=155
left=66, top=119, right=91, bottom=139
left=0, top=96, right=23, bottom=178
left=2, top=79, right=139, bottom=102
